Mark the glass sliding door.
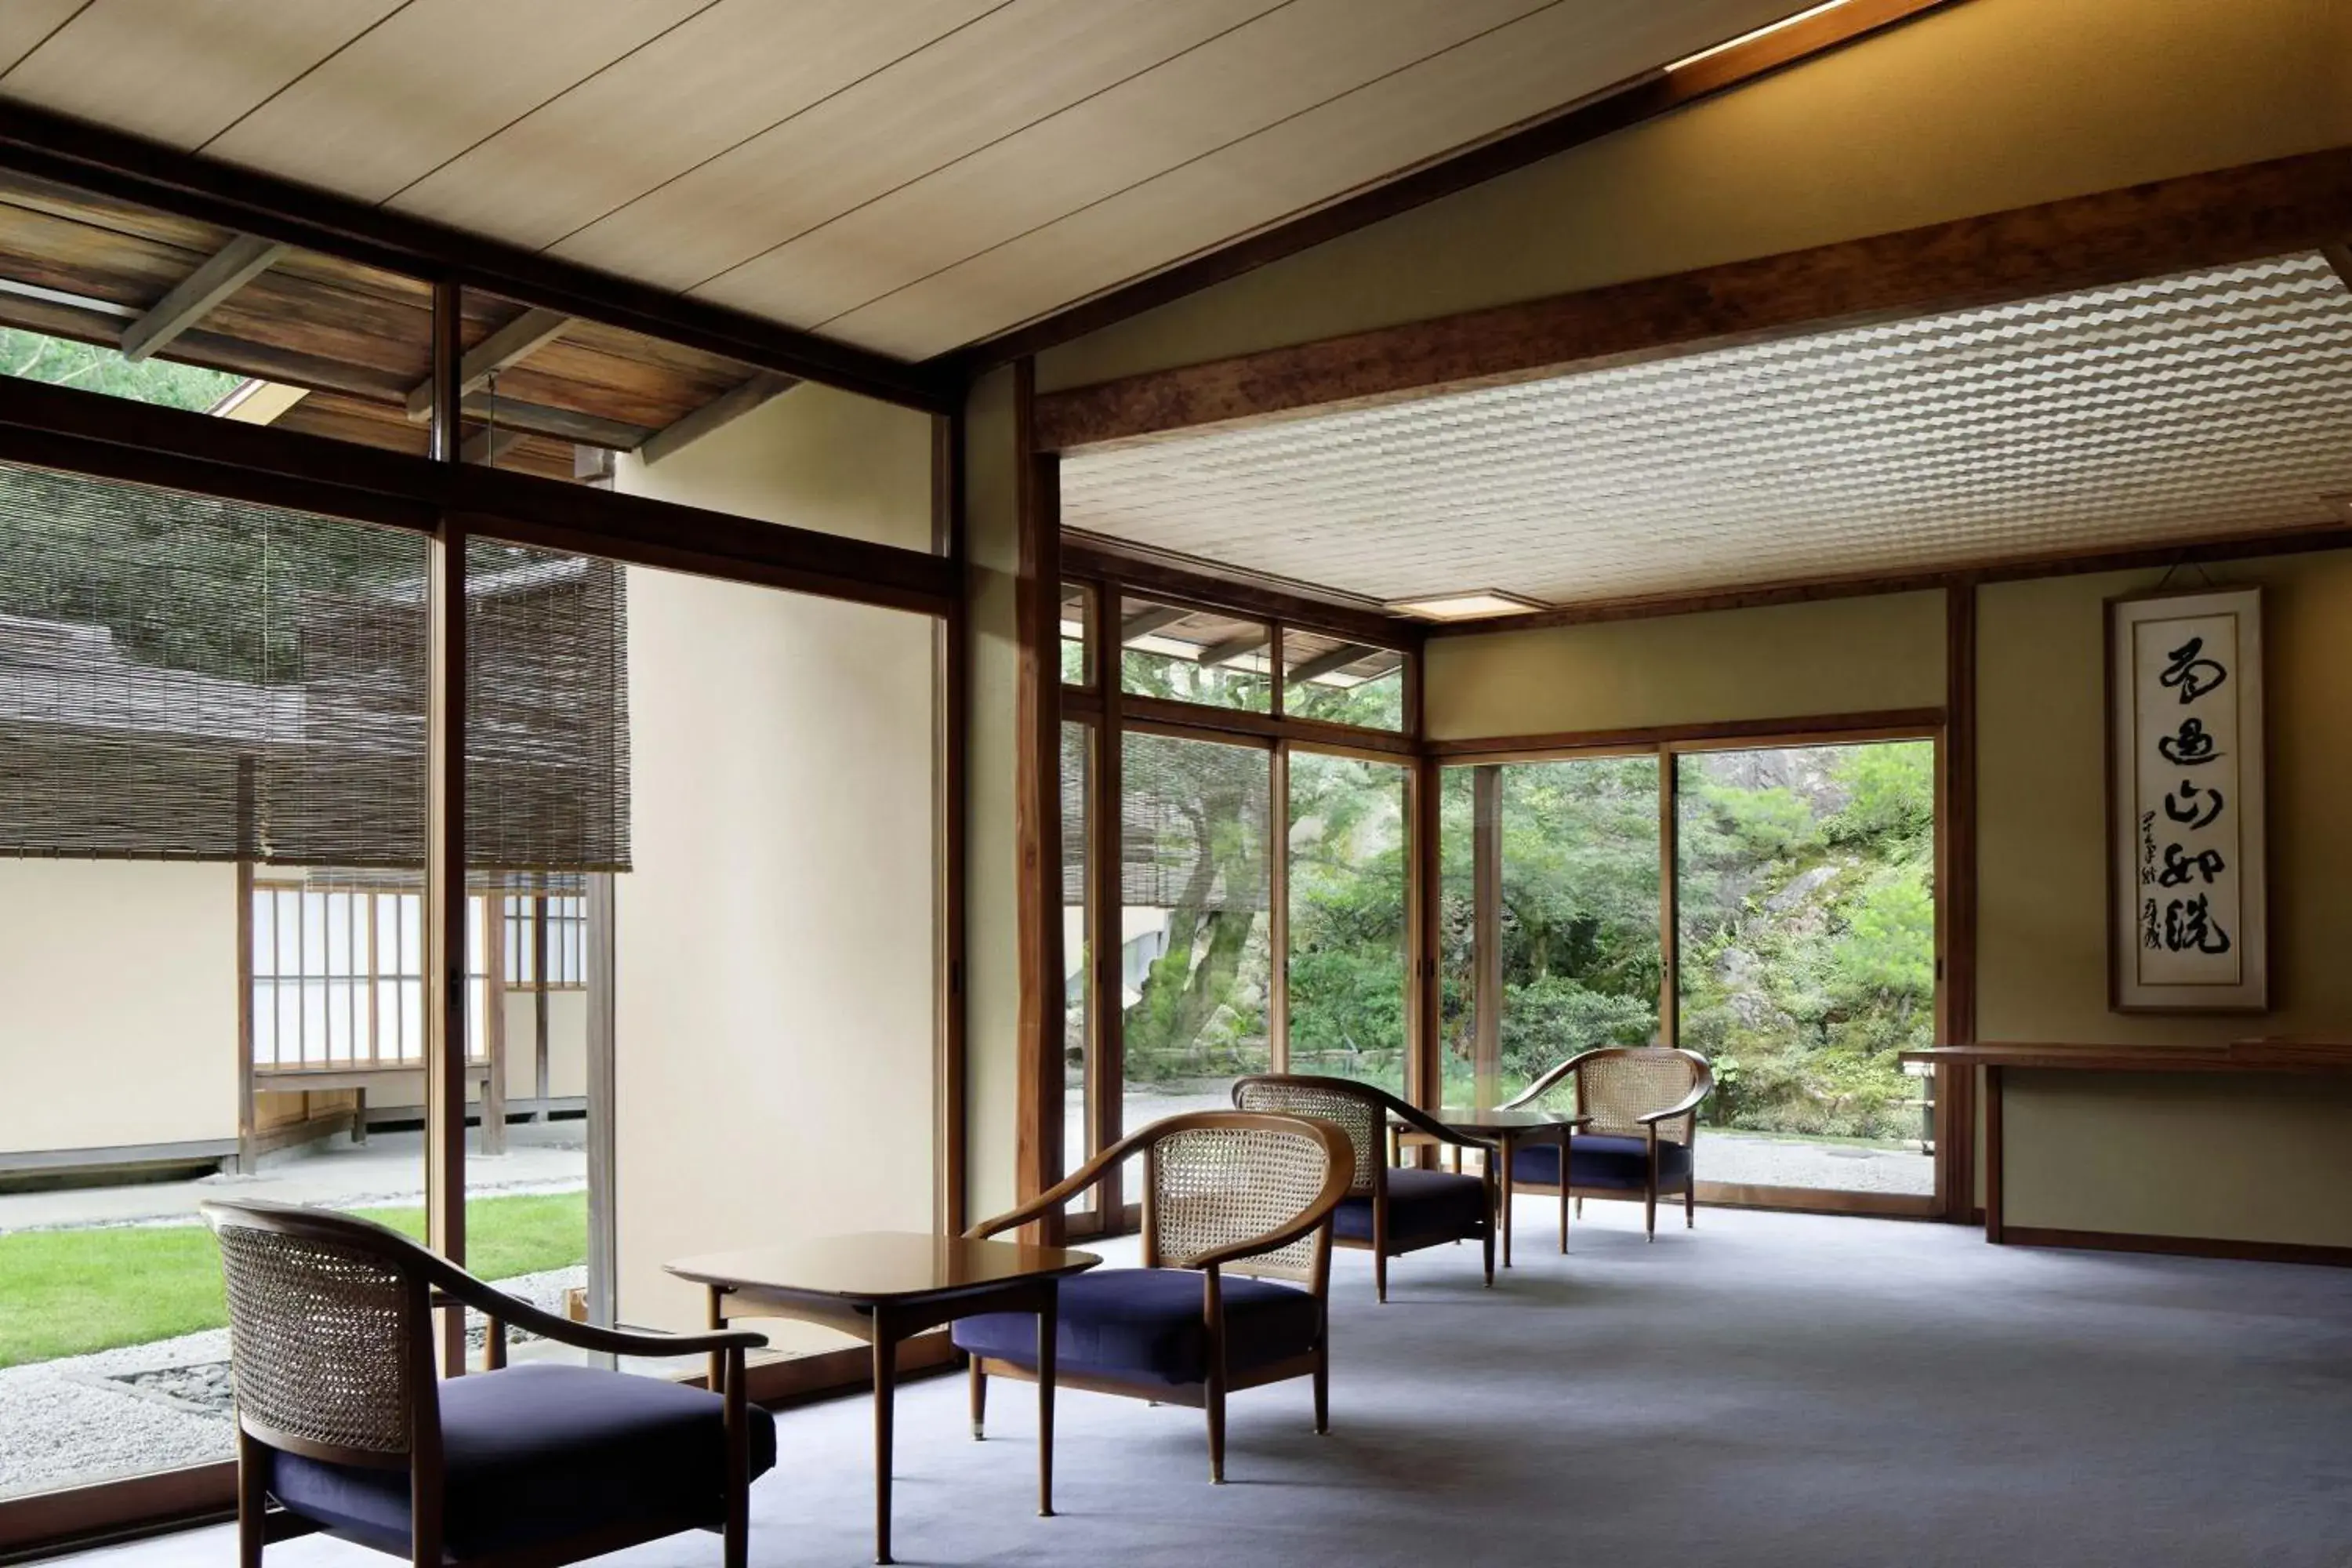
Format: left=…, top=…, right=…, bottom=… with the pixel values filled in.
left=1119, top=731, right=1273, bottom=1138
left=1675, top=740, right=1938, bottom=1200
left=1285, top=751, right=1409, bottom=1094
left=0, top=465, right=426, bottom=1502
left=1497, top=757, right=1664, bottom=1102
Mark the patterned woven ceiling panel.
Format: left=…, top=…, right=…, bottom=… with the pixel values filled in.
left=1062, top=254, right=2352, bottom=606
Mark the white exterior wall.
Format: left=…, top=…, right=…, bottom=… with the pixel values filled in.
left=0, top=859, right=239, bottom=1156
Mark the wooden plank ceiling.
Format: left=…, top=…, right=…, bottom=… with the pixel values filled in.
left=1060, top=254, right=2352, bottom=611
left=0, top=0, right=1808, bottom=361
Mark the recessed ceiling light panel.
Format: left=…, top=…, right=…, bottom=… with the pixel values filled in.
left=1386, top=590, right=1546, bottom=621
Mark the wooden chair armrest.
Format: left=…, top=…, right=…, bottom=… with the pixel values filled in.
left=1387, top=1098, right=1499, bottom=1156
left=1500, top=1047, right=1613, bottom=1109
left=965, top=1121, right=1169, bottom=1240
left=423, top=1270, right=766, bottom=1359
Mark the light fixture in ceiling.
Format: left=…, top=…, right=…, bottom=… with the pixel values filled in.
left=1386, top=590, right=1547, bottom=622
left=1666, top=0, right=1853, bottom=72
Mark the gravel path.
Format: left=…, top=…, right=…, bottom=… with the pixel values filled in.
left=0, top=1268, right=583, bottom=1501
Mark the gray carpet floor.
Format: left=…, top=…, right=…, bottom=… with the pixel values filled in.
left=64, top=1203, right=2352, bottom=1567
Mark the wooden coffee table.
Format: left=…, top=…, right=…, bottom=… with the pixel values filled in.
left=666, top=1232, right=1099, bottom=1565
left=1397, top=1107, right=1588, bottom=1265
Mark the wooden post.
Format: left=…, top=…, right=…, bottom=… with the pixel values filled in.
left=1088, top=577, right=1125, bottom=1221
left=1269, top=742, right=1290, bottom=1073
left=1472, top=764, right=1501, bottom=1108
left=424, top=278, right=469, bottom=1372
left=933, top=409, right=970, bottom=1239
left=1658, top=751, right=1680, bottom=1047
left=1408, top=753, right=1442, bottom=1111
left=1941, top=581, right=1980, bottom=1225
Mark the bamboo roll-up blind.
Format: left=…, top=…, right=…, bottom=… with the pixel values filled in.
left=0, top=459, right=630, bottom=870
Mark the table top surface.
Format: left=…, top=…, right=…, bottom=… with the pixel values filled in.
left=1411, top=1106, right=1592, bottom=1131
left=665, top=1232, right=1102, bottom=1302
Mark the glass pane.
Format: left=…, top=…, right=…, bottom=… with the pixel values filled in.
left=1676, top=742, right=1937, bottom=1196
left=1120, top=732, right=1272, bottom=1140
left=0, top=479, right=424, bottom=1501
left=1497, top=757, right=1664, bottom=1104
left=1060, top=721, right=1093, bottom=1212
left=1117, top=594, right=1272, bottom=713
left=1283, top=632, right=1405, bottom=731
left=1287, top=753, right=1408, bottom=1094
left=1060, top=583, right=1092, bottom=686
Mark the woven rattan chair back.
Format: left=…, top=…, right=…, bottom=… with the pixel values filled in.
left=1231, top=1076, right=1383, bottom=1197
left=1145, top=1120, right=1338, bottom=1283
left=205, top=1203, right=428, bottom=1466
left=1580, top=1048, right=1704, bottom=1143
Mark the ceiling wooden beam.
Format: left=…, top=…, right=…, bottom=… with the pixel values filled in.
left=1117, top=604, right=1192, bottom=641
left=1034, top=143, right=2352, bottom=452
left=1068, top=533, right=1418, bottom=649
left=0, top=100, right=956, bottom=412
left=946, top=0, right=1966, bottom=376
left=634, top=370, right=798, bottom=466
left=1197, top=630, right=1271, bottom=666
left=1285, top=642, right=1374, bottom=684
left=119, top=233, right=285, bottom=362
left=461, top=425, right=530, bottom=466
left=404, top=307, right=572, bottom=420
left=454, top=392, right=647, bottom=452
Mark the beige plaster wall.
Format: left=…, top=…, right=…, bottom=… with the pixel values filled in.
left=1980, top=555, right=2352, bottom=1243
left=0, top=859, right=239, bottom=1155
left=961, top=365, right=1023, bottom=1225
left=1425, top=593, right=1944, bottom=740
left=613, top=388, right=938, bottom=1349
left=1038, top=0, right=2352, bottom=390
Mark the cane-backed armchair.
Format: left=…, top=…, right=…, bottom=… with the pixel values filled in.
left=201, top=1199, right=774, bottom=1568
left=1232, top=1075, right=1496, bottom=1302
left=1501, top=1047, right=1714, bottom=1242
left=955, top=1110, right=1352, bottom=1484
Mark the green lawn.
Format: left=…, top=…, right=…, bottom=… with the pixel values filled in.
left=0, top=1192, right=588, bottom=1370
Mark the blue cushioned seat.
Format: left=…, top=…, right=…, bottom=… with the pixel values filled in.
left=951, top=1267, right=1319, bottom=1387
left=1511, top=1134, right=1693, bottom=1190
left=1333, top=1167, right=1487, bottom=1243
left=269, top=1363, right=777, bottom=1561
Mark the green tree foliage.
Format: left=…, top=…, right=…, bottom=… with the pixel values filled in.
left=0, top=328, right=241, bottom=412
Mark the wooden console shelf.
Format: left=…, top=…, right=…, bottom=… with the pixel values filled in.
left=1900, top=1042, right=2352, bottom=1243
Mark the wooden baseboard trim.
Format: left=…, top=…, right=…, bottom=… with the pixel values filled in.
left=1690, top=1181, right=1940, bottom=1218
left=0, top=1462, right=234, bottom=1563
left=2002, top=1226, right=2352, bottom=1268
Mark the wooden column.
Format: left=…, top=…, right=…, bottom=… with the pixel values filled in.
left=1941, top=581, right=1981, bottom=1225
left=1087, top=577, right=1125, bottom=1221
left=1011, top=359, right=1066, bottom=1243
left=1406, top=753, right=1443, bottom=1109
left=1472, top=764, right=1502, bottom=1108
left=1269, top=742, right=1290, bottom=1073
left=933, top=409, right=970, bottom=1239
left=424, top=278, right=469, bottom=1370
left=1658, top=751, right=1680, bottom=1047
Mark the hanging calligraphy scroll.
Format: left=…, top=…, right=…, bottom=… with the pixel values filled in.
left=2107, top=587, right=2267, bottom=1011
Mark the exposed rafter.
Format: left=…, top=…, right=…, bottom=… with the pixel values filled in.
left=119, top=233, right=284, bottom=362
left=1117, top=604, right=1191, bottom=641
left=1284, top=643, right=1374, bottom=684
left=405, top=308, right=573, bottom=420
left=1197, top=630, right=1271, bottom=666
left=462, top=425, right=529, bottom=466
left=634, top=370, right=797, bottom=467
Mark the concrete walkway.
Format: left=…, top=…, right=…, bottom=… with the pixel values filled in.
left=0, top=1122, right=588, bottom=1234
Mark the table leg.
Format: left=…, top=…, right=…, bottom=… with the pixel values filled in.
left=1499, top=1131, right=1514, bottom=1269
left=872, top=1314, right=897, bottom=1565
left=1036, top=1286, right=1057, bottom=1517
left=706, top=1286, right=728, bottom=1398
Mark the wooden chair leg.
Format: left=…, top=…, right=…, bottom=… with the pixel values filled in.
left=1559, top=1181, right=1570, bottom=1254
left=1645, top=1180, right=1657, bottom=1242
left=237, top=1430, right=266, bottom=1568
left=1686, top=1176, right=1697, bottom=1229
left=1312, top=1339, right=1330, bottom=1435
left=1374, top=1248, right=1388, bottom=1304
left=722, top=1346, right=749, bottom=1568
left=968, top=1359, right=987, bottom=1439
left=1205, top=1374, right=1228, bottom=1483
left=1481, top=1220, right=1495, bottom=1287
